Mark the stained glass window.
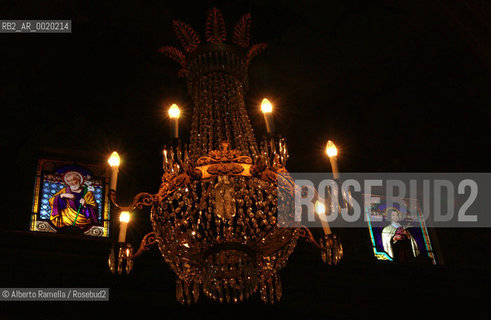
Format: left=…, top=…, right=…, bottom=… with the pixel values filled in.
left=365, top=196, right=436, bottom=264
left=30, top=159, right=110, bottom=237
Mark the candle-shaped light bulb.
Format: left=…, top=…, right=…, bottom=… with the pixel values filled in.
left=325, top=140, right=338, bottom=158
left=261, top=98, right=273, bottom=113
left=325, top=140, right=339, bottom=179
left=168, top=104, right=180, bottom=139
left=119, top=211, right=130, bottom=223
left=108, top=151, right=120, bottom=167
left=118, top=211, right=130, bottom=243
left=168, top=104, right=180, bottom=118
left=108, top=151, right=120, bottom=191
left=315, top=200, right=332, bottom=235
left=260, top=98, right=275, bottom=134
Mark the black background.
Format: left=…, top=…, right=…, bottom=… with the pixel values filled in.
left=0, top=0, right=489, bottom=318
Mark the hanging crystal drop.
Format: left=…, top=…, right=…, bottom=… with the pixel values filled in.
left=192, top=280, right=200, bottom=303
left=117, top=246, right=124, bottom=275
left=212, top=280, right=217, bottom=301
left=224, top=279, right=230, bottom=303
left=267, top=277, right=275, bottom=303
left=260, top=281, right=267, bottom=303
left=108, top=247, right=115, bottom=274
left=184, top=281, right=192, bottom=305
left=176, top=279, right=185, bottom=304
left=275, top=275, right=282, bottom=301
left=218, top=280, right=224, bottom=303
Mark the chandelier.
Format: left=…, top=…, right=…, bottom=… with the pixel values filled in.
left=107, top=8, right=343, bottom=304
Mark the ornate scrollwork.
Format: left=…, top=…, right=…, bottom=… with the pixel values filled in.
left=133, top=193, right=158, bottom=209
left=197, top=141, right=253, bottom=166
left=35, top=221, right=57, bottom=233
left=128, top=232, right=160, bottom=259
left=110, top=190, right=158, bottom=211
left=194, top=142, right=256, bottom=179
left=207, top=163, right=245, bottom=175
left=157, top=172, right=192, bottom=202
left=84, top=225, right=104, bottom=237
left=298, top=227, right=343, bottom=266
left=298, top=226, right=324, bottom=249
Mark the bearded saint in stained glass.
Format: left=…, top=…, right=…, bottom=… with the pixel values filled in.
left=49, top=171, right=98, bottom=229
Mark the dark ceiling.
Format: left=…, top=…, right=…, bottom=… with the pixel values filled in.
left=0, top=1, right=490, bottom=317
left=1, top=1, right=489, bottom=195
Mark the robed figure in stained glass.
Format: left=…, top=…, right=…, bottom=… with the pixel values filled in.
left=382, top=208, right=419, bottom=262
left=49, top=171, right=98, bottom=229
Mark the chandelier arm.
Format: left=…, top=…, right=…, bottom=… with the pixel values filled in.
left=125, top=232, right=160, bottom=260
left=298, top=226, right=324, bottom=250
left=109, top=189, right=157, bottom=211
left=132, top=192, right=158, bottom=210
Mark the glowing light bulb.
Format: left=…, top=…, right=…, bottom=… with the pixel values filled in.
left=260, top=98, right=275, bottom=134
left=315, top=200, right=326, bottom=215
left=108, top=151, right=120, bottom=167
left=168, top=104, right=180, bottom=119
left=120, top=211, right=131, bottom=223
left=325, top=140, right=338, bottom=158
left=261, top=98, right=273, bottom=113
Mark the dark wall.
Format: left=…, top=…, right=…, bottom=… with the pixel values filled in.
left=0, top=229, right=489, bottom=319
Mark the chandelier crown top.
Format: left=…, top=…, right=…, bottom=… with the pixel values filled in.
left=158, top=7, right=268, bottom=79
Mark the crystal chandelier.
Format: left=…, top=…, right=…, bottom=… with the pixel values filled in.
left=107, top=7, right=343, bottom=304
